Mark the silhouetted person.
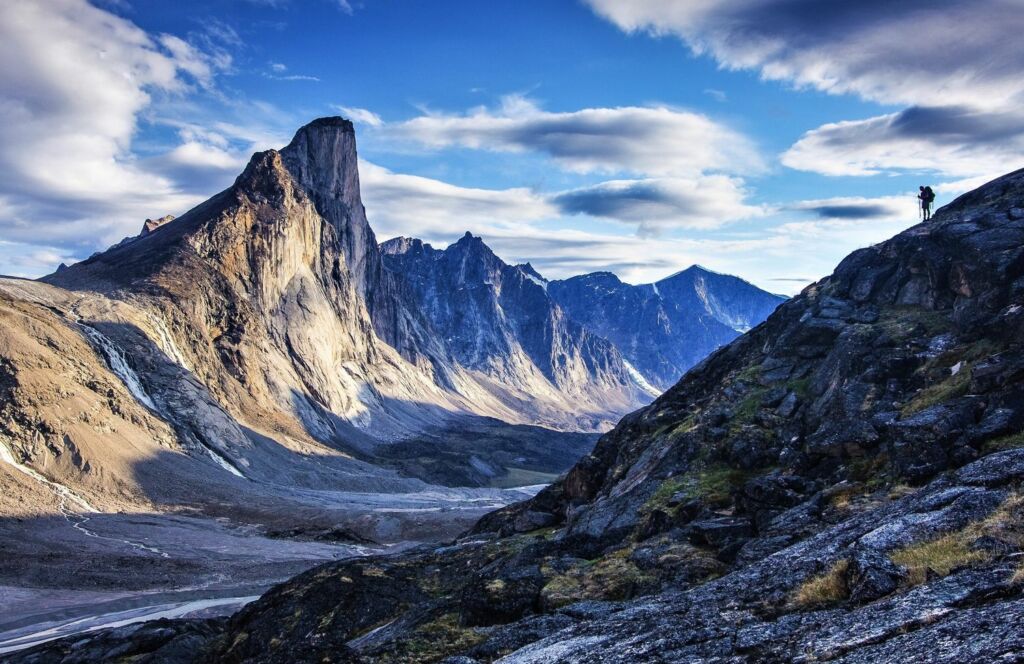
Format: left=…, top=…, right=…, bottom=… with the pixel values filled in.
left=919, top=185, right=935, bottom=220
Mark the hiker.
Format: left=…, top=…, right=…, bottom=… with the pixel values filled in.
left=918, top=185, right=935, bottom=220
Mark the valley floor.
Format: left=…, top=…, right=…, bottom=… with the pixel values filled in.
left=0, top=478, right=544, bottom=656
left=0, top=510, right=377, bottom=655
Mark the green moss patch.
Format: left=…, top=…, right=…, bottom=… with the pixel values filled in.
left=983, top=431, right=1024, bottom=453
left=901, top=365, right=972, bottom=416
left=376, top=613, right=486, bottom=664
left=541, top=548, right=654, bottom=608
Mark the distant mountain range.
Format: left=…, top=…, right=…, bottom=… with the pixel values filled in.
left=547, top=265, right=784, bottom=390
left=380, top=233, right=783, bottom=406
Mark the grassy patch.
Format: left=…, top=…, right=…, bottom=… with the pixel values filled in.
left=983, top=431, right=1024, bottom=453
left=688, top=465, right=755, bottom=504
left=889, top=532, right=990, bottom=586
left=827, top=485, right=864, bottom=510
left=901, top=366, right=972, bottom=417
left=889, top=493, right=1024, bottom=586
left=640, top=478, right=687, bottom=515
left=541, top=548, right=653, bottom=608
left=378, top=613, right=486, bottom=663
left=643, top=465, right=756, bottom=513
left=650, top=414, right=699, bottom=440
left=878, top=306, right=951, bottom=339
left=928, top=337, right=1000, bottom=372
left=734, top=363, right=764, bottom=385
left=848, top=453, right=892, bottom=489
left=787, top=377, right=812, bottom=400
left=731, top=391, right=766, bottom=429
left=791, top=559, right=850, bottom=607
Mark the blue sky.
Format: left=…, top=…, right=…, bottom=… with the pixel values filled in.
left=2, top=0, right=1023, bottom=293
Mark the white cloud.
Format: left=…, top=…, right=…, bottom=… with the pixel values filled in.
left=0, top=240, right=79, bottom=279
left=585, top=1, right=1024, bottom=180
left=359, top=161, right=557, bottom=240
left=783, top=106, right=1024, bottom=179
left=361, top=160, right=761, bottom=241
left=390, top=95, right=763, bottom=177
left=552, top=176, right=762, bottom=233
left=336, top=106, right=384, bottom=127
left=0, top=0, right=232, bottom=252
left=584, top=0, right=1024, bottom=109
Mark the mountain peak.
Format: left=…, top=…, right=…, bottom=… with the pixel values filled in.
left=301, top=116, right=355, bottom=132
left=279, top=116, right=362, bottom=203
left=516, top=262, right=546, bottom=282
left=380, top=236, right=428, bottom=256
left=452, top=232, right=491, bottom=254
left=141, top=215, right=174, bottom=236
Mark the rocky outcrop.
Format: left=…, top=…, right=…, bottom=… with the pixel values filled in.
left=22, top=167, right=1024, bottom=662
left=141, top=215, right=174, bottom=236
left=547, top=266, right=785, bottom=390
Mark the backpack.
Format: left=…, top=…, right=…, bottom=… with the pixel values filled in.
left=924, top=186, right=935, bottom=203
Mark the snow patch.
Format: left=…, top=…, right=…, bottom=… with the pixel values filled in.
left=78, top=324, right=156, bottom=411
left=524, top=272, right=548, bottom=291
left=622, top=360, right=661, bottom=397
left=203, top=446, right=245, bottom=479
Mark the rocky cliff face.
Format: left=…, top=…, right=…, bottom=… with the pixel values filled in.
left=548, top=266, right=784, bottom=390
left=34, top=168, right=1024, bottom=662
left=381, top=233, right=654, bottom=424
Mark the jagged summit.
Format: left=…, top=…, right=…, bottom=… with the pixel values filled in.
left=379, top=235, right=427, bottom=256
left=299, top=115, right=355, bottom=132
left=141, top=215, right=174, bottom=236
left=516, top=262, right=546, bottom=282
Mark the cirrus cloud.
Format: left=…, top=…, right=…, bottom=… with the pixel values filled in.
left=584, top=0, right=1024, bottom=180
left=389, top=95, right=764, bottom=177
left=583, top=0, right=1024, bottom=109
left=0, top=0, right=235, bottom=251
